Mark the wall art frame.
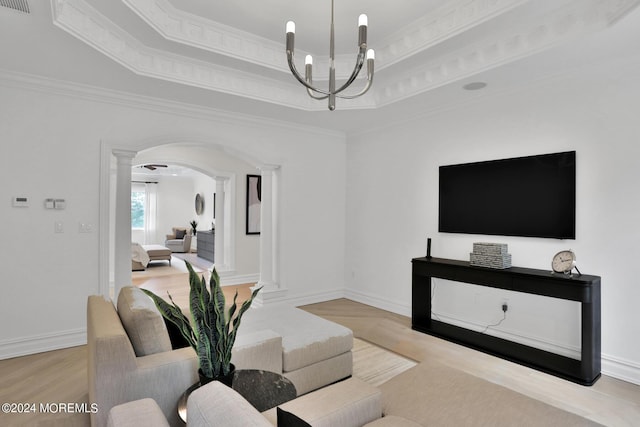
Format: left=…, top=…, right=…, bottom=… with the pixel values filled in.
left=246, top=174, right=261, bottom=235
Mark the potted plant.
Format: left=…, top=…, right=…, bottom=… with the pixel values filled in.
left=142, top=262, right=261, bottom=386
left=189, top=220, right=198, bottom=236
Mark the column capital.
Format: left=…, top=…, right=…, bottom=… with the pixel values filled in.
left=112, top=149, right=137, bottom=160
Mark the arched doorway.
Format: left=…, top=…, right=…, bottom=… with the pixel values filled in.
left=98, top=138, right=281, bottom=302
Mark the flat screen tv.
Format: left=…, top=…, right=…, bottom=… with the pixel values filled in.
left=438, top=151, right=576, bottom=239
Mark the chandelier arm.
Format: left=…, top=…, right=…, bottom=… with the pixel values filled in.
left=332, top=50, right=366, bottom=96
left=307, top=88, right=329, bottom=100
left=335, top=78, right=373, bottom=99
left=335, top=59, right=374, bottom=99
left=287, top=52, right=331, bottom=96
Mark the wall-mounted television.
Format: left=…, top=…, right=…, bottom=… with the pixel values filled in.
left=438, top=151, right=576, bottom=239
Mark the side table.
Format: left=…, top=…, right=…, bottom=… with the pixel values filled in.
left=178, top=369, right=297, bottom=423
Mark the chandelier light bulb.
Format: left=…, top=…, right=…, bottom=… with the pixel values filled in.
left=358, top=14, right=368, bottom=27
left=286, top=21, right=295, bottom=34
left=305, top=55, right=313, bottom=65
left=366, top=49, right=375, bottom=60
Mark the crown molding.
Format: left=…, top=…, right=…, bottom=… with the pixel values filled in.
left=373, top=0, right=640, bottom=108
left=51, top=0, right=348, bottom=111
left=122, top=0, right=287, bottom=73
left=121, top=0, right=530, bottom=79
left=49, top=0, right=639, bottom=111
left=376, top=0, right=530, bottom=68
left=0, top=68, right=345, bottom=138
left=122, top=0, right=390, bottom=83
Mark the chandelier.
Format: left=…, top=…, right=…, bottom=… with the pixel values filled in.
left=285, top=0, right=375, bottom=111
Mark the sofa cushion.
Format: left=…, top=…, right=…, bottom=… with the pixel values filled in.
left=232, top=329, right=283, bottom=373
left=175, top=229, right=186, bottom=239
left=143, top=244, right=171, bottom=258
left=107, top=398, right=170, bottom=427
left=242, top=306, right=353, bottom=372
left=364, top=415, right=422, bottom=427
left=263, top=378, right=381, bottom=427
left=187, top=381, right=272, bottom=427
left=117, top=286, right=172, bottom=356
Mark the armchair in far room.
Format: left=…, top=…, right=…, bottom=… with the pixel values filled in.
left=164, top=227, right=192, bottom=253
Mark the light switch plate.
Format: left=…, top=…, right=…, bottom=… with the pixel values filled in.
left=12, top=196, right=29, bottom=207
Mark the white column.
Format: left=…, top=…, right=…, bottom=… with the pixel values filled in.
left=257, top=165, right=280, bottom=295
left=214, top=177, right=227, bottom=270
left=113, top=149, right=136, bottom=301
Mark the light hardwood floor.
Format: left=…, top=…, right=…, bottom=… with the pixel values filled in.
left=301, top=298, right=640, bottom=427
left=1, top=265, right=639, bottom=426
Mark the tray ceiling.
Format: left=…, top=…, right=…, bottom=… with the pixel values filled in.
left=45, top=0, right=639, bottom=112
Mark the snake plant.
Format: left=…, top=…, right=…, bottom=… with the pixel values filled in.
left=142, top=261, right=261, bottom=379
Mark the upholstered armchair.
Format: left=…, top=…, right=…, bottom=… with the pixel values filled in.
left=164, top=227, right=192, bottom=253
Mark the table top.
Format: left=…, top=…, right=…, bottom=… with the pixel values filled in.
left=178, top=369, right=297, bottom=423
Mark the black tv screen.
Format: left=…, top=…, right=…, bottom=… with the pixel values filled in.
left=438, top=151, right=576, bottom=239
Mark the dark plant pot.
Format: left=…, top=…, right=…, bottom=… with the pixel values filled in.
left=198, top=364, right=235, bottom=388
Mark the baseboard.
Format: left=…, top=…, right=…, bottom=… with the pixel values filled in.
left=345, top=288, right=581, bottom=360
left=251, top=286, right=345, bottom=309
left=219, top=273, right=260, bottom=287
left=287, top=288, right=346, bottom=308
left=344, top=289, right=640, bottom=386
left=344, top=288, right=412, bottom=317
left=602, top=353, right=640, bottom=385
left=0, top=328, right=86, bottom=360
left=430, top=312, right=582, bottom=360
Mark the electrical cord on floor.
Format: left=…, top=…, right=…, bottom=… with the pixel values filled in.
left=480, top=309, right=507, bottom=334
left=431, top=279, right=508, bottom=332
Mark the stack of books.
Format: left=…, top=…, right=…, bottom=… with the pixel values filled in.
left=470, top=242, right=511, bottom=269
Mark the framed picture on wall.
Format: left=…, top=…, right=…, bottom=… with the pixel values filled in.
left=246, top=174, right=261, bottom=234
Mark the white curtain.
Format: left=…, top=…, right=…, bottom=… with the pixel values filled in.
left=144, top=183, right=157, bottom=244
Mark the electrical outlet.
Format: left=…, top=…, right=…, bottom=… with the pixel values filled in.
left=79, top=222, right=94, bottom=233
left=502, top=302, right=508, bottom=313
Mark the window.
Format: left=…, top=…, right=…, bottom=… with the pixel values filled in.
left=131, top=189, right=145, bottom=230
left=131, top=182, right=157, bottom=243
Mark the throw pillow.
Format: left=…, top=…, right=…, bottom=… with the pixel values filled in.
left=117, top=286, right=172, bottom=356
left=175, top=229, right=186, bottom=239
left=277, top=408, right=311, bottom=427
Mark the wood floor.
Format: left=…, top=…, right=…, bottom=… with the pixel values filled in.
left=1, top=263, right=639, bottom=426
left=302, top=298, right=640, bottom=427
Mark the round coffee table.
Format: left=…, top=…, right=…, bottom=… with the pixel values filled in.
left=178, top=369, right=297, bottom=423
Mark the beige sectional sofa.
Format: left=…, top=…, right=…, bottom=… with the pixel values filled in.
left=105, top=357, right=601, bottom=427
left=87, top=286, right=353, bottom=427
left=106, top=376, right=422, bottom=427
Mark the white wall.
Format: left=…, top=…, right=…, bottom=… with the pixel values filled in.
left=192, top=173, right=216, bottom=233
left=345, top=58, right=640, bottom=383
left=0, top=77, right=346, bottom=359
left=155, top=175, right=196, bottom=243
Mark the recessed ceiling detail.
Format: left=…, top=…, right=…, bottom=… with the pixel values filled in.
left=50, top=0, right=640, bottom=111
left=120, top=0, right=528, bottom=78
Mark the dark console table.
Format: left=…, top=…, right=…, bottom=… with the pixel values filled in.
left=412, top=257, right=601, bottom=385
left=196, top=230, right=215, bottom=262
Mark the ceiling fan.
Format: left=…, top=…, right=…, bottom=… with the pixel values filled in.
left=140, top=164, right=168, bottom=171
